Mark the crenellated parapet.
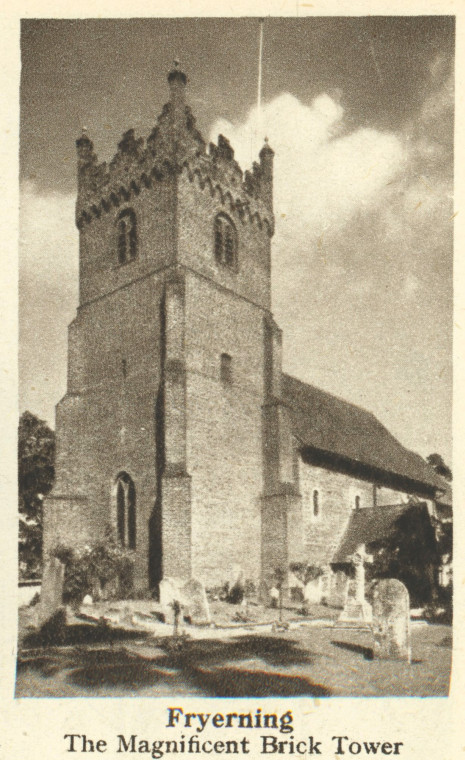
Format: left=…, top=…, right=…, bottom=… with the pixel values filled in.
left=181, top=147, right=274, bottom=235
left=76, top=64, right=274, bottom=234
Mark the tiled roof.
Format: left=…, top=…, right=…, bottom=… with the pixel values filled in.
left=281, top=374, right=441, bottom=490
left=332, top=502, right=430, bottom=563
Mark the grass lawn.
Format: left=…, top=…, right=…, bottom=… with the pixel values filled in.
left=15, top=611, right=451, bottom=698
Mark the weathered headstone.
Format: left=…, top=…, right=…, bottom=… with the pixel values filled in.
left=158, top=576, right=184, bottom=607
left=335, top=545, right=372, bottom=628
left=228, top=563, right=244, bottom=590
left=37, top=556, right=65, bottom=627
left=319, top=566, right=333, bottom=605
left=269, top=586, right=280, bottom=608
left=328, top=570, right=350, bottom=608
left=372, top=579, right=411, bottom=662
left=303, top=576, right=322, bottom=605
left=181, top=578, right=211, bottom=624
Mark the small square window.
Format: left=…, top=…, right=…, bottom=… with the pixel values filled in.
left=220, top=353, right=232, bottom=384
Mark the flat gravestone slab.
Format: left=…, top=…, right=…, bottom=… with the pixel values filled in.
left=38, top=556, right=65, bottom=627
left=372, top=579, right=411, bottom=663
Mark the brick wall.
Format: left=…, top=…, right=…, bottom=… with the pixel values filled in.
left=48, top=272, right=166, bottom=588
left=177, top=169, right=272, bottom=311
left=183, top=271, right=266, bottom=587
left=42, top=497, right=92, bottom=560
left=298, top=459, right=374, bottom=565
left=375, top=485, right=411, bottom=505
left=79, top=176, right=176, bottom=306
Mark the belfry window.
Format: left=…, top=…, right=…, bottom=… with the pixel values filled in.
left=115, top=472, right=136, bottom=549
left=214, top=213, right=237, bottom=269
left=116, top=208, right=137, bottom=265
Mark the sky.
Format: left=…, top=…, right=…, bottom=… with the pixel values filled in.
left=19, top=17, right=454, bottom=464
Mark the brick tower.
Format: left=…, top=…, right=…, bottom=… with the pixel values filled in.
left=44, top=65, right=298, bottom=591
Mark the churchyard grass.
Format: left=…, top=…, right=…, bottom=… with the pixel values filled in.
left=16, top=607, right=451, bottom=698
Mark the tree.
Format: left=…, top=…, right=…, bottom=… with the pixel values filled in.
left=18, top=411, right=55, bottom=578
left=426, top=453, right=452, bottom=481
left=369, top=504, right=441, bottom=606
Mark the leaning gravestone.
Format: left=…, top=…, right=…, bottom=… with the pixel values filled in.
left=37, top=556, right=65, bottom=627
left=371, top=579, right=411, bottom=663
left=181, top=578, right=211, bottom=625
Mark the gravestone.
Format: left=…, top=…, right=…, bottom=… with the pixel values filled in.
left=159, top=576, right=210, bottom=626
left=181, top=578, right=211, bottom=625
left=228, top=563, right=244, bottom=590
left=372, top=579, right=411, bottom=662
left=329, top=570, right=350, bottom=608
left=319, top=566, right=333, bottom=605
left=37, top=556, right=65, bottom=627
left=158, top=576, right=184, bottom=607
left=335, top=545, right=372, bottom=628
left=303, top=576, right=322, bottom=605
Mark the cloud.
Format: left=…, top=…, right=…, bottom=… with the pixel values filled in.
left=20, top=181, right=78, bottom=287
left=210, top=92, right=406, bottom=239
left=209, top=64, right=453, bottom=460
left=19, top=182, right=78, bottom=426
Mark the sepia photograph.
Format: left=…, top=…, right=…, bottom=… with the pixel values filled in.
left=16, top=14, right=453, bottom=699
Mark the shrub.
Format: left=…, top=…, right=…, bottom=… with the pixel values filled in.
left=290, top=563, right=324, bottom=585
left=226, top=582, right=244, bottom=605
left=52, top=529, right=135, bottom=607
left=39, top=607, right=67, bottom=645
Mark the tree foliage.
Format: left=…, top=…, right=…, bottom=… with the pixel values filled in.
left=369, top=504, right=441, bottom=606
left=18, top=411, right=55, bottom=578
left=53, top=528, right=135, bottom=606
left=426, top=452, right=452, bottom=481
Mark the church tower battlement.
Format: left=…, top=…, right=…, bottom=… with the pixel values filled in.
left=76, top=63, right=274, bottom=234
left=75, top=63, right=275, bottom=312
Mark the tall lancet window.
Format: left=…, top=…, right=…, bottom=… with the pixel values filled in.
left=214, top=213, right=237, bottom=270
left=115, top=472, right=136, bottom=549
left=116, top=208, right=137, bottom=265
left=312, top=489, right=320, bottom=518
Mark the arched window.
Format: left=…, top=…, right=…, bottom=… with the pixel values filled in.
left=312, top=489, right=320, bottom=518
left=115, top=472, right=136, bottom=549
left=355, top=494, right=361, bottom=510
left=116, top=208, right=137, bottom=265
left=214, top=213, right=237, bottom=269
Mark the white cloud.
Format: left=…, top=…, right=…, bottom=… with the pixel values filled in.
left=19, top=181, right=78, bottom=288
left=210, top=92, right=406, bottom=241
left=209, top=78, right=452, bottom=460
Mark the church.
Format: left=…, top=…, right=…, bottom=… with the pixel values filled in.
left=43, top=65, right=446, bottom=594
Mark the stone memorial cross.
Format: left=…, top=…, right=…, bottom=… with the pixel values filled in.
left=349, top=544, right=373, bottom=604
left=334, top=543, right=373, bottom=628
